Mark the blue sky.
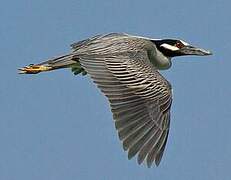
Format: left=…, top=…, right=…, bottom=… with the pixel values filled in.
left=1, top=0, right=231, bottom=179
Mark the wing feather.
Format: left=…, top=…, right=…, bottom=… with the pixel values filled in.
left=75, top=36, right=172, bottom=167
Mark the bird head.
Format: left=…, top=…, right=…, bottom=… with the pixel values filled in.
left=152, top=39, right=212, bottom=57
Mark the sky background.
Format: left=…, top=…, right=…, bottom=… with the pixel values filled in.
left=1, top=0, right=230, bottom=179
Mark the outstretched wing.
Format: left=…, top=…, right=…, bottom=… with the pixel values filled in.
left=75, top=35, right=172, bottom=167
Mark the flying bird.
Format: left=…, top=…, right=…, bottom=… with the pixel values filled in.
left=19, top=33, right=212, bottom=167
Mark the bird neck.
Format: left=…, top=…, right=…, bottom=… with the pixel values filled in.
left=148, top=48, right=172, bottom=70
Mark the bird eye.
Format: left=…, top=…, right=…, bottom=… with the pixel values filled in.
left=175, top=42, right=184, bottom=49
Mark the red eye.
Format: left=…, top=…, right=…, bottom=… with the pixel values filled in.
left=175, top=42, right=184, bottom=49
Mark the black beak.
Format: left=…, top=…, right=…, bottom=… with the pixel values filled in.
left=180, top=45, right=212, bottom=56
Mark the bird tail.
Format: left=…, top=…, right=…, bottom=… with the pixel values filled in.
left=18, top=54, right=85, bottom=75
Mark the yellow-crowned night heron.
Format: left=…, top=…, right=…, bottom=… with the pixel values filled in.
left=19, top=33, right=212, bottom=167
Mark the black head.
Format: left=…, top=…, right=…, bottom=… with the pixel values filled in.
left=152, top=39, right=212, bottom=57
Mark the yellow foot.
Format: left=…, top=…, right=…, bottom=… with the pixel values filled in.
left=18, top=64, right=53, bottom=74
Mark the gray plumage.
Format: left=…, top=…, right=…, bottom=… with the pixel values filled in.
left=72, top=33, right=171, bottom=167
left=19, top=33, right=212, bottom=167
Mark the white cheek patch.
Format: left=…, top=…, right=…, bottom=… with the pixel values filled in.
left=160, top=43, right=179, bottom=51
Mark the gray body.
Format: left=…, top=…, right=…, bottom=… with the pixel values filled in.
left=58, top=33, right=172, bottom=167
left=19, top=33, right=212, bottom=167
